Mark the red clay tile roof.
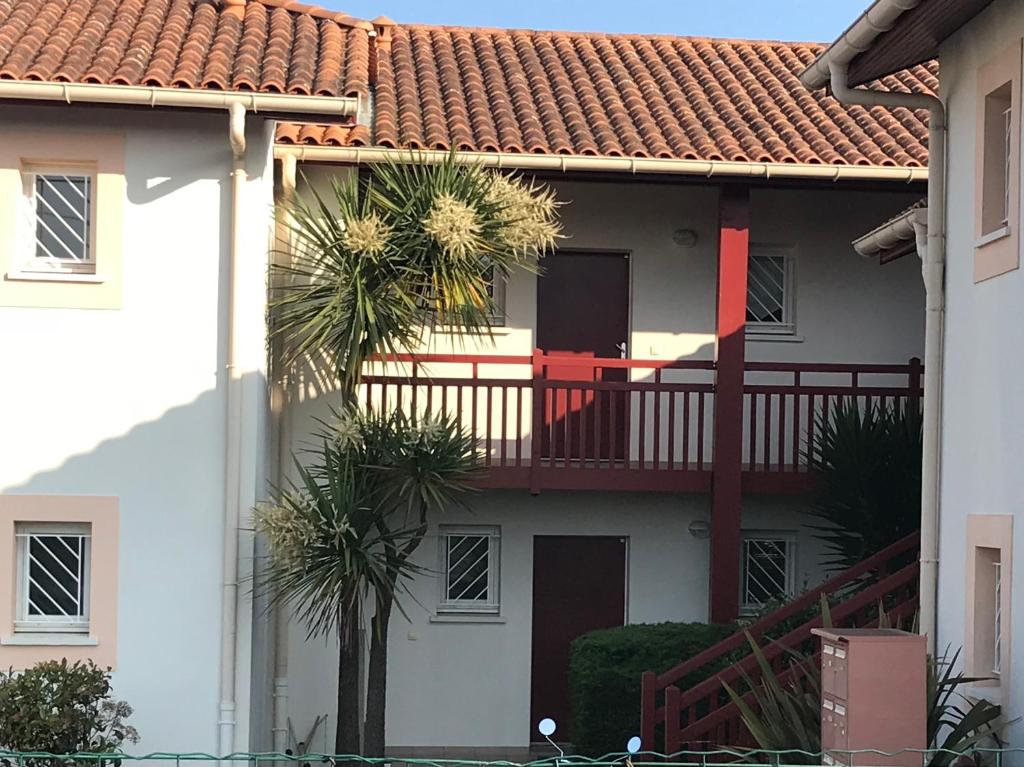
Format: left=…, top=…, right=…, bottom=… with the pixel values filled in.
left=0, top=0, right=371, bottom=97
left=278, top=25, right=935, bottom=168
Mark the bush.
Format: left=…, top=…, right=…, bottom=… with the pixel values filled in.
left=568, top=622, right=735, bottom=757
left=0, top=659, right=138, bottom=762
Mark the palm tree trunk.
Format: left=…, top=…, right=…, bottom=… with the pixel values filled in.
left=362, top=592, right=393, bottom=758
left=335, top=619, right=362, bottom=756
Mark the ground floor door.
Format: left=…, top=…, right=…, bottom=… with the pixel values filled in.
left=529, top=536, right=627, bottom=739
left=536, top=252, right=630, bottom=461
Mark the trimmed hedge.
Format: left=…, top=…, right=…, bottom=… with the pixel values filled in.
left=568, top=622, right=736, bottom=757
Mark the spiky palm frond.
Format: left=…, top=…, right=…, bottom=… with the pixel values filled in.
left=806, top=400, right=922, bottom=571
left=270, top=154, right=561, bottom=393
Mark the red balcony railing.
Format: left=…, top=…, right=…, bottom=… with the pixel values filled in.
left=362, top=352, right=922, bottom=494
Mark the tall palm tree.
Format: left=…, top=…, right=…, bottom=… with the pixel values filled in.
left=264, top=154, right=562, bottom=755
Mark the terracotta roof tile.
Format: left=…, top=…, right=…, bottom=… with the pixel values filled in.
left=293, top=25, right=931, bottom=167
left=0, top=0, right=371, bottom=97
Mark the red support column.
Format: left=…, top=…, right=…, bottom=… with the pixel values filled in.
left=710, top=186, right=750, bottom=624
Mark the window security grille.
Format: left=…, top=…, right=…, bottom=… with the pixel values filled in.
left=28, top=173, right=92, bottom=269
left=742, top=536, right=793, bottom=608
left=16, top=529, right=90, bottom=632
left=440, top=528, right=499, bottom=612
left=746, top=253, right=790, bottom=329
left=993, top=560, right=1002, bottom=675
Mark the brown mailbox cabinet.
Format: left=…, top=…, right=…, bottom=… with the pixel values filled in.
left=812, top=628, right=926, bottom=767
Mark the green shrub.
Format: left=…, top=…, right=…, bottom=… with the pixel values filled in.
left=568, top=622, right=735, bottom=756
left=0, top=659, right=138, bottom=762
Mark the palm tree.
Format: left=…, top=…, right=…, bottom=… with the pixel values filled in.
left=264, top=154, right=562, bottom=755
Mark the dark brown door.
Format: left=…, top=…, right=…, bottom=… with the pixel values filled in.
left=536, top=253, right=630, bottom=461
left=530, top=536, right=627, bottom=739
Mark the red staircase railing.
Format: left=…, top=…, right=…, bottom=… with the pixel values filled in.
left=641, top=532, right=920, bottom=753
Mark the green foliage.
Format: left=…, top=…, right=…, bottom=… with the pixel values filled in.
left=256, top=407, right=480, bottom=641
left=271, top=154, right=561, bottom=392
left=568, top=622, right=735, bottom=757
left=0, top=660, right=138, bottom=761
left=807, top=400, right=923, bottom=571
left=723, top=633, right=822, bottom=763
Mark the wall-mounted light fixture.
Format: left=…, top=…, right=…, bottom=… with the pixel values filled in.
left=673, top=228, right=698, bottom=248
left=688, top=519, right=711, bottom=539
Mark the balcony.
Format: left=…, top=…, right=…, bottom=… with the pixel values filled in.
left=362, top=352, right=922, bottom=494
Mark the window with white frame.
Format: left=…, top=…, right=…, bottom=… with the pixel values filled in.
left=20, top=167, right=96, bottom=274
left=746, top=246, right=794, bottom=334
left=439, top=526, right=500, bottom=613
left=485, top=264, right=507, bottom=326
left=981, top=82, right=1014, bottom=238
left=15, top=522, right=91, bottom=633
left=741, top=532, right=796, bottom=610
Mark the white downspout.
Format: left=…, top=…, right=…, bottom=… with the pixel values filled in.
left=828, top=62, right=946, bottom=654
left=270, top=152, right=298, bottom=757
left=220, top=101, right=247, bottom=756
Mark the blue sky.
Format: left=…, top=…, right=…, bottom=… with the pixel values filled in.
left=333, top=0, right=866, bottom=42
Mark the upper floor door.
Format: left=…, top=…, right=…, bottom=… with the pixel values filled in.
left=536, top=252, right=630, bottom=461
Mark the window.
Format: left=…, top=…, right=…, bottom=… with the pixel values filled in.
left=485, top=264, right=507, bottom=326
left=15, top=523, right=91, bottom=634
left=439, top=526, right=500, bottom=613
left=741, top=532, right=796, bottom=610
left=965, top=515, right=1012, bottom=687
left=981, top=83, right=1013, bottom=238
left=746, top=246, right=794, bottom=334
left=20, top=167, right=96, bottom=274
left=973, top=41, right=1020, bottom=281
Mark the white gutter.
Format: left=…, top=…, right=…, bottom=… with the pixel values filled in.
left=0, top=80, right=359, bottom=115
left=799, top=0, right=923, bottom=89
left=274, top=145, right=927, bottom=183
left=219, top=101, right=248, bottom=757
left=828, top=60, right=946, bottom=655
left=853, top=205, right=927, bottom=257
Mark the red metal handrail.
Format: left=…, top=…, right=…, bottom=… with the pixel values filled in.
left=640, top=531, right=920, bottom=751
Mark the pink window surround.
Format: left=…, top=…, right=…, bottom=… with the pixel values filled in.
left=0, top=495, right=118, bottom=669
left=964, top=514, right=1012, bottom=704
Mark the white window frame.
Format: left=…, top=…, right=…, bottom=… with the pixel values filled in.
left=993, top=559, right=1003, bottom=676
left=745, top=245, right=796, bottom=336
left=14, top=522, right=92, bottom=634
left=438, top=525, right=500, bottom=614
left=740, top=531, right=797, bottom=612
left=19, top=164, right=97, bottom=275
left=485, top=265, right=507, bottom=326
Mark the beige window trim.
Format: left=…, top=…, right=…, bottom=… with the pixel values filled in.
left=0, top=132, right=124, bottom=309
left=964, top=514, right=1012, bottom=706
left=0, top=496, right=119, bottom=669
left=974, top=40, right=1022, bottom=283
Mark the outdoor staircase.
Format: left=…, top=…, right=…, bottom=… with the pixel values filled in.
left=640, top=532, right=921, bottom=754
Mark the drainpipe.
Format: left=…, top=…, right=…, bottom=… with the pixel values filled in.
left=220, top=100, right=247, bottom=756
left=828, top=61, right=946, bottom=654
left=270, top=152, right=298, bottom=757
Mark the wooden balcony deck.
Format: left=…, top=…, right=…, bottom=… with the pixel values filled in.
left=362, top=352, right=922, bottom=494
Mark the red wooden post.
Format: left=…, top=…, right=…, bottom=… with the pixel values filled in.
left=529, top=348, right=544, bottom=494
left=710, top=185, right=750, bottom=624
left=908, top=355, right=922, bottom=415
left=664, top=684, right=681, bottom=755
left=640, top=670, right=656, bottom=753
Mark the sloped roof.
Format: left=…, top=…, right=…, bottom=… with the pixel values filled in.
left=0, top=0, right=371, bottom=97
left=278, top=24, right=935, bottom=168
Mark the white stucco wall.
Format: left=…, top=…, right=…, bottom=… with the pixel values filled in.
left=283, top=487, right=827, bottom=751
left=0, top=105, right=275, bottom=752
left=285, top=167, right=925, bottom=749
left=935, top=0, right=1024, bottom=747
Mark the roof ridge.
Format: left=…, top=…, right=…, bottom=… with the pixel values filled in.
left=243, top=0, right=373, bottom=30
left=390, top=22, right=828, bottom=48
